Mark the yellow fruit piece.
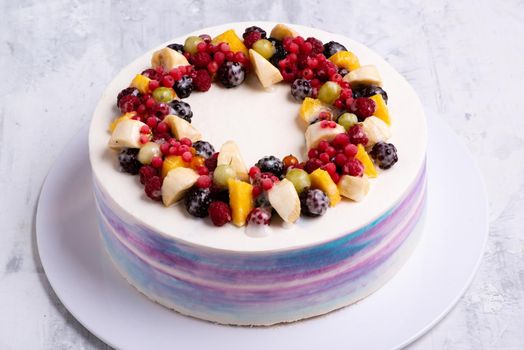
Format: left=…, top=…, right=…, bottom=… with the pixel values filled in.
left=108, top=112, right=136, bottom=132
left=190, top=156, right=205, bottom=169
left=161, top=155, right=189, bottom=178
left=212, top=29, right=248, bottom=56
left=328, top=51, right=360, bottom=71
left=369, top=94, right=391, bottom=125
left=228, top=178, right=253, bottom=227
left=130, top=74, right=151, bottom=94
left=309, top=169, right=341, bottom=207
left=355, top=144, right=378, bottom=178
left=299, top=97, right=331, bottom=124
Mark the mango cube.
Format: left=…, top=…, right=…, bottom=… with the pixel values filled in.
left=212, top=29, right=248, bottom=56
left=309, top=169, right=341, bottom=207
left=355, top=144, right=378, bottom=178
left=328, top=51, right=360, bottom=71
left=369, top=94, right=391, bottom=125
left=130, top=74, right=151, bottom=94
left=228, top=178, right=253, bottom=227
left=161, top=155, right=189, bottom=178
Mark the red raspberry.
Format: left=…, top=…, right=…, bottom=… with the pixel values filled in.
left=350, top=97, right=376, bottom=119
left=348, top=124, right=369, bottom=146
left=144, top=176, right=162, bottom=201
left=247, top=208, right=271, bottom=225
left=192, top=69, right=212, bottom=92
left=344, top=143, right=358, bottom=158
left=306, top=38, right=324, bottom=55
left=139, top=165, right=158, bottom=185
left=343, top=159, right=364, bottom=177
left=192, top=52, right=212, bottom=69
left=118, top=95, right=140, bottom=113
left=141, top=68, right=163, bottom=81
left=243, top=31, right=262, bottom=48
left=331, top=133, right=350, bottom=149
left=208, top=201, right=232, bottom=227
left=205, top=152, right=219, bottom=171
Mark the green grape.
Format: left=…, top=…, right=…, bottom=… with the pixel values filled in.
left=184, top=36, right=203, bottom=55
left=138, top=142, right=161, bottom=165
left=337, top=113, right=359, bottom=131
left=252, top=39, right=276, bottom=59
left=318, top=81, right=341, bottom=105
left=213, top=165, right=236, bottom=188
left=285, top=168, right=311, bottom=194
left=152, top=87, right=175, bottom=103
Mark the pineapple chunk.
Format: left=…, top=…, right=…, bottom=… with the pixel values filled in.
left=270, top=24, right=299, bottom=40
left=161, top=155, right=189, bottom=178
left=164, top=115, right=202, bottom=142
left=338, top=175, right=370, bottom=202
left=109, top=112, right=136, bottom=132
left=228, top=178, right=253, bottom=227
left=309, top=169, right=341, bottom=207
left=267, top=179, right=301, bottom=223
left=328, top=51, right=360, bottom=71
left=369, top=94, right=391, bottom=125
left=212, top=29, right=248, bottom=55
left=343, top=65, right=382, bottom=87
left=130, top=74, right=151, bottom=94
left=161, top=167, right=199, bottom=207
left=355, top=144, right=378, bottom=178
left=299, top=97, right=332, bottom=124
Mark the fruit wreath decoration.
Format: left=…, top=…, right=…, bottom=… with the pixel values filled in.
left=108, top=24, right=398, bottom=233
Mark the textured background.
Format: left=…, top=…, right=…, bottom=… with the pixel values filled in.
left=1, top=0, right=523, bottom=349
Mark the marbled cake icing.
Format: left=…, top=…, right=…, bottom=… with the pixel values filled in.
left=89, top=22, right=428, bottom=325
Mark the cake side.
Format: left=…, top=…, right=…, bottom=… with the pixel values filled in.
left=93, top=163, right=426, bottom=325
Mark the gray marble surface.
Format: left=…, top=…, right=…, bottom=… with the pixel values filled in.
left=1, top=0, right=523, bottom=349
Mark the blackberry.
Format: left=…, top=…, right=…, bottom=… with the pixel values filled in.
left=370, top=142, right=398, bottom=169
left=243, top=26, right=267, bottom=39
left=300, top=188, right=329, bottom=217
left=168, top=100, right=193, bottom=123
left=193, top=140, right=215, bottom=159
left=167, top=43, right=184, bottom=54
left=338, top=68, right=349, bottom=77
left=256, top=156, right=285, bottom=177
left=217, top=61, right=246, bottom=88
left=117, top=87, right=139, bottom=106
left=353, top=85, right=388, bottom=104
left=185, top=188, right=212, bottom=218
left=118, top=148, right=141, bottom=174
left=174, top=75, right=193, bottom=98
left=268, top=38, right=287, bottom=67
left=291, top=78, right=313, bottom=101
left=323, top=41, right=347, bottom=58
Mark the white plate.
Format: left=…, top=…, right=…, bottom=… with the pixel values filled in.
left=36, top=113, right=488, bottom=350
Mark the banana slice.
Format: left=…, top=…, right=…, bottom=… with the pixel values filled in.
left=249, top=49, right=283, bottom=88
left=270, top=24, right=299, bottom=41
left=267, top=179, right=301, bottom=223
left=305, top=122, right=346, bottom=150
left=164, top=115, right=202, bottom=143
left=343, top=65, right=382, bottom=87
left=217, top=140, right=249, bottom=181
left=151, top=47, right=189, bottom=71
left=161, top=167, right=199, bottom=207
left=108, top=119, right=146, bottom=149
left=361, top=116, right=391, bottom=148
left=338, top=175, right=370, bottom=202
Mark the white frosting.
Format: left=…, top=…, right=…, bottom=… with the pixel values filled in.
left=89, top=22, right=427, bottom=252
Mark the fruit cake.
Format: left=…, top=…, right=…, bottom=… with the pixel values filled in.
left=89, top=22, right=427, bottom=326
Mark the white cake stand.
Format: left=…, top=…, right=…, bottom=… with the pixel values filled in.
left=36, top=113, right=488, bottom=350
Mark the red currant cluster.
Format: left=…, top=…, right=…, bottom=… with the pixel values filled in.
left=185, top=40, right=250, bottom=75
left=248, top=166, right=280, bottom=197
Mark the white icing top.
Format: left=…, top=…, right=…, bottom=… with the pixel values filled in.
left=89, top=22, right=427, bottom=252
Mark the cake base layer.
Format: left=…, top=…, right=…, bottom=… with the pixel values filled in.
left=93, top=165, right=426, bottom=326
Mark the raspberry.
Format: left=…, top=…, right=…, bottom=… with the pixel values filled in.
left=118, top=148, right=141, bottom=174
left=370, top=142, right=398, bottom=169
left=256, top=156, right=284, bottom=177
left=350, top=97, right=376, bottom=120
left=343, top=158, right=364, bottom=176
left=243, top=30, right=262, bottom=49
left=191, top=69, right=211, bottom=92
left=192, top=52, right=212, bottom=69
left=242, top=26, right=267, bottom=39
left=300, top=188, right=329, bottom=217
left=144, top=176, right=162, bottom=201
left=193, top=140, right=215, bottom=158
left=141, top=68, right=163, bottom=81
left=204, top=152, right=219, bottom=171
left=347, top=124, right=369, bottom=146
left=118, top=94, right=140, bottom=113
left=117, top=87, right=139, bottom=106
left=306, top=37, right=324, bottom=55
left=208, top=201, right=232, bottom=227
left=247, top=208, right=271, bottom=225
left=139, top=165, right=157, bottom=184
left=185, top=188, right=212, bottom=217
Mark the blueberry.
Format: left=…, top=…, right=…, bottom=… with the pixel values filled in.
left=168, top=100, right=193, bottom=123
left=174, top=75, right=193, bottom=98
left=167, top=43, right=185, bottom=54
left=118, top=148, right=141, bottom=174
left=290, top=78, right=313, bottom=101
left=193, top=140, right=215, bottom=159
left=323, top=41, right=347, bottom=58
left=353, top=85, right=388, bottom=104
left=217, top=62, right=246, bottom=88
left=185, top=188, right=212, bottom=218
left=256, top=156, right=284, bottom=177
left=370, top=142, right=398, bottom=169
left=300, top=188, right=329, bottom=217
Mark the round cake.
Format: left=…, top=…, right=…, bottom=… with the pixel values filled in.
left=89, top=22, right=427, bottom=326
